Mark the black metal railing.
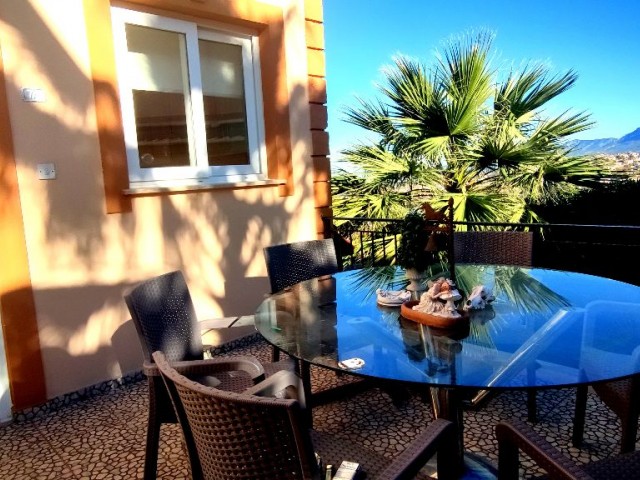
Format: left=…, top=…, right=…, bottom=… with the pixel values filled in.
left=323, top=216, right=640, bottom=286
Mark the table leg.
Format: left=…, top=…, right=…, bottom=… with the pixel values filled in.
left=430, top=387, right=498, bottom=479
left=300, top=361, right=313, bottom=427
left=431, top=387, right=464, bottom=475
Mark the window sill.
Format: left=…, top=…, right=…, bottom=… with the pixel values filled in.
left=123, top=177, right=286, bottom=196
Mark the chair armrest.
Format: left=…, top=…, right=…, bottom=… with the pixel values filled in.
left=199, top=316, right=257, bottom=349
left=198, top=317, right=239, bottom=329
left=495, top=419, right=593, bottom=480
left=376, top=418, right=456, bottom=480
left=143, top=356, right=265, bottom=383
left=198, top=316, right=256, bottom=331
left=244, top=370, right=306, bottom=409
left=142, top=361, right=160, bottom=377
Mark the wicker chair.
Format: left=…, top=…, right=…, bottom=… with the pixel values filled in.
left=453, top=230, right=533, bottom=267
left=263, top=239, right=339, bottom=362
left=262, top=239, right=404, bottom=412
left=264, top=238, right=339, bottom=294
left=153, top=350, right=458, bottom=480
left=573, top=378, right=640, bottom=454
left=454, top=231, right=537, bottom=419
left=496, top=418, right=640, bottom=479
left=572, top=301, right=640, bottom=453
left=125, top=270, right=294, bottom=480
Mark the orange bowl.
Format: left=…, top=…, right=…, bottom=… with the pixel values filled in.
left=400, top=300, right=469, bottom=329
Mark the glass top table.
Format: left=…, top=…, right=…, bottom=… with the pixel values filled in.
left=255, top=265, right=640, bottom=391
left=256, top=265, right=640, bottom=477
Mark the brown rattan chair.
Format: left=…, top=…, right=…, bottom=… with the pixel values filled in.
left=125, top=270, right=294, bottom=480
left=454, top=231, right=537, bottom=419
left=264, top=238, right=339, bottom=294
left=153, top=350, right=458, bottom=480
left=263, top=239, right=339, bottom=362
left=573, top=378, right=640, bottom=454
left=496, top=418, right=640, bottom=479
left=263, top=239, right=407, bottom=411
left=453, top=230, right=533, bottom=267
left=572, top=301, right=640, bottom=454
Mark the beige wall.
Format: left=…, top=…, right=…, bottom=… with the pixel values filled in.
left=0, top=0, right=317, bottom=400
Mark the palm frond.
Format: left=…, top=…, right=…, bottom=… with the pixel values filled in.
left=496, top=65, right=579, bottom=123
left=534, top=111, right=595, bottom=143
left=342, top=97, right=397, bottom=141
left=438, top=33, right=494, bottom=138
left=380, top=56, right=435, bottom=122
left=335, top=30, right=634, bottom=227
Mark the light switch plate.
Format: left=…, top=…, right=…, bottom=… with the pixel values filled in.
left=21, top=87, right=46, bottom=103
left=37, top=163, right=56, bottom=180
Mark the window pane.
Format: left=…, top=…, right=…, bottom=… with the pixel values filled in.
left=198, top=39, right=250, bottom=166
left=125, top=24, right=192, bottom=169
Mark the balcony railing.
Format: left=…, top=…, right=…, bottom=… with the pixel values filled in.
left=323, top=216, right=640, bottom=286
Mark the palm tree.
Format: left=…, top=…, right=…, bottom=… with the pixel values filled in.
left=332, top=31, right=620, bottom=226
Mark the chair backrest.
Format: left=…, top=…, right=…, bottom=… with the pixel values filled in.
left=153, top=351, right=317, bottom=480
left=125, top=271, right=204, bottom=362
left=264, top=239, right=339, bottom=293
left=453, top=231, right=533, bottom=267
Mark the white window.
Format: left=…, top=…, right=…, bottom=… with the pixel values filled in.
left=111, top=7, right=266, bottom=185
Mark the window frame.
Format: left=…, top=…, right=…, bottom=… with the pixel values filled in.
left=110, top=7, right=267, bottom=186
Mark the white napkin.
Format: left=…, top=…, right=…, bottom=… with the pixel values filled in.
left=376, top=289, right=411, bottom=305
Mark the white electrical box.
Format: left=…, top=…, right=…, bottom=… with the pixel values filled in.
left=37, top=163, right=56, bottom=180
left=21, top=87, right=46, bottom=103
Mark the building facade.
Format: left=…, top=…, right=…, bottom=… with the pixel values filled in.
left=0, top=0, right=331, bottom=416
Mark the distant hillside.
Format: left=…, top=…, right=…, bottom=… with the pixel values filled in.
left=569, top=127, right=640, bottom=154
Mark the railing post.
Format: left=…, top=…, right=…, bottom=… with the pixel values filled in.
left=447, top=197, right=456, bottom=283
left=321, top=216, right=332, bottom=240
left=322, top=215, right=352, bottom=271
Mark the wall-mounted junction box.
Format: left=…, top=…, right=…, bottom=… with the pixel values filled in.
left=37, top=163, right=56, bottom=180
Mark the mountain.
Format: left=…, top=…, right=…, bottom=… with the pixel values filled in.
left=569, top=127, right=640, bottom=155
left=619, top=128, right=640, bottom=143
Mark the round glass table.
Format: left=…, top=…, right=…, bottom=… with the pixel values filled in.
left=255, top=265, right=640, bottom=477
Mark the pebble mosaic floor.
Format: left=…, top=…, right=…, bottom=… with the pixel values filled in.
left=0, top=336, right=632, bottom=479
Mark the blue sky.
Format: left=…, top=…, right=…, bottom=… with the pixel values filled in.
left=323, top=0, right=640, bottom=160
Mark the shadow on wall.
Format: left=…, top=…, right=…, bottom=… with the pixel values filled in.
left=2, top=284, right=142, bottom=398
left=140, top=83, right=314, bottom=314
left=2, top=0, right=108, bottom=261
left=3, top=1, right=314, bottom=299
left=1, top=1, right=318, bottom=400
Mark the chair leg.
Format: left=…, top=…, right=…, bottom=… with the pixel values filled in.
left=572, top=384, right=588, bottom=447
left=383, top=385, right=411, bottom=407
left=144, top=413, right=161, bottom=480
left=620, top=415, right=639, bottom=453
left=272, top=345, right=281, bottom=362
left=183, top=428, right=204, bottom=480
left=497, top=437, right=520, bottom=480
left=300, top=361, right=313, bottom=428
left=527, top=390, right=537, bottom=423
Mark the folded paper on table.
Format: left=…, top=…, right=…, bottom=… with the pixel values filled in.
left=376, top=289, right=411, bottom=306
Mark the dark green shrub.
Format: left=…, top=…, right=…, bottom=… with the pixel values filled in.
left=397, top=210, right=436, bottom=271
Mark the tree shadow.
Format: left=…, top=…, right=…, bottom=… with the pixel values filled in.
left=1, top=1, right=320, bottom=406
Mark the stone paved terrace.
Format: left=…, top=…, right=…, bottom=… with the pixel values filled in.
left=0, top=336, right=631, bottom=479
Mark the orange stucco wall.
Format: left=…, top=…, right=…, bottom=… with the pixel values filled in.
left=0, top=0, right=326, bottom=409
left=0, top=40, right=47, bottom=409
left=304, top=0, right=331, bottom=236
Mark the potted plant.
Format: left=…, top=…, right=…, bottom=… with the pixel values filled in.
left=397, top=202, right=453, bottom=292
left=397, top=209, right=436, bottom=292
left=397, top=210, right=433, bottom=269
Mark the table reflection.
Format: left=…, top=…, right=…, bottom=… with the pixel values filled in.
left=256, top=265, right=640, bottom=476
left=256, top=266, right=640, bottom=390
